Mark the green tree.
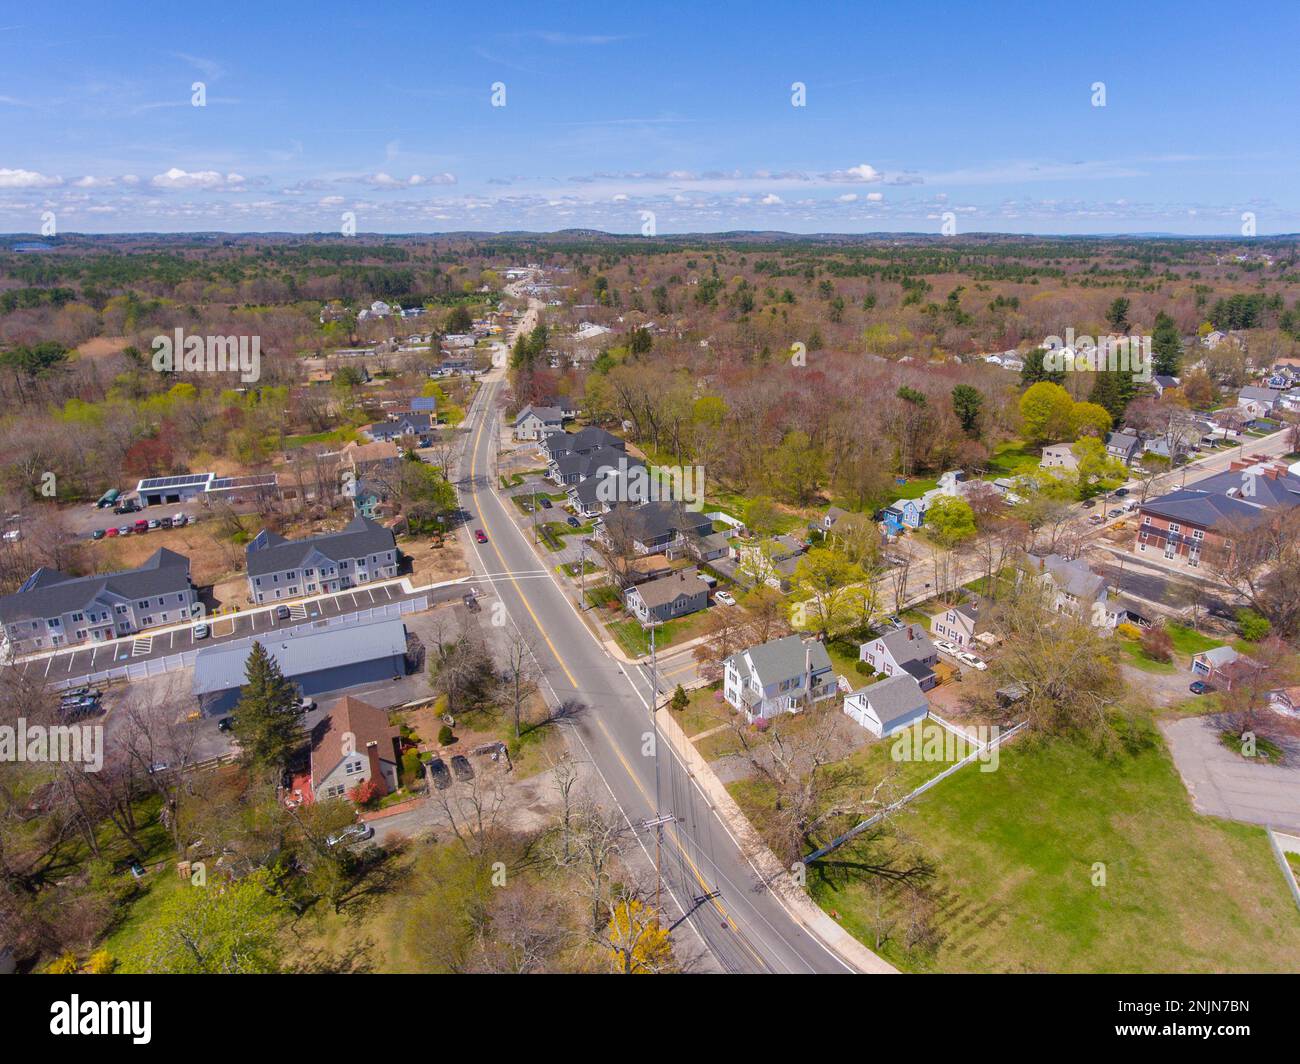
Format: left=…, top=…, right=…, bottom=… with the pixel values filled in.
left=951, top=384, right=983, bottom=436
left=1072, top=436, right=1126, bottom=497
left=1106, top=297, right=1131, bottom=332
left=670, top=685, right=689, bottom=712
left=924, top=495, right=977, bottom=547
left=1151, top=311, right=1183, bottom=377
left=123, top=869, right=289, bottom=974
left=1020, top=347, right=1065, bottom=386
left=771, top=430, right=826, bottom=505
left=231, top=641, right=307, bottom=771
left=791, top=548, right=863, bottom=636
left=1069, top=400, right=1113, bottom=440
left=1019, top=382, right=1075, bottom=445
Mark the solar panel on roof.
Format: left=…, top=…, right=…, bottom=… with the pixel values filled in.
left=137, top=474, right=212, bottom=490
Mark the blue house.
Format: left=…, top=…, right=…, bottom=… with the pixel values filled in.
left=882, top=498, right=926, bottom=535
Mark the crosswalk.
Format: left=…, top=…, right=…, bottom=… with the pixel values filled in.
left=131, top=636, right=153, bottom=656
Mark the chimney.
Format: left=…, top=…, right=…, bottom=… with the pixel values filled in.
left=907, top=625, right=915, bottom=641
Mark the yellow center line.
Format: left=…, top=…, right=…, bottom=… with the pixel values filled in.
left=465, top=385, right=763, bottom=967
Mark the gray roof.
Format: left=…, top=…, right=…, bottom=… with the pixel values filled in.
left=545, top=426, right=624, bottom=460
left=1107, top=431, right=1141, bottom=452
left=0, top=548, right=191, bottom=624
left=1239, top=386, right=1281, bottom=403
left=604, top=501, right=712, bottom=544
left=515, top=404, right=563, bottom=425
left=1139, top=469, right=1300, bottom=527
left=1040, top=554, right=1106, bottom=600
left=192, top=618, right=407, bottom=696
left=1197, top=645, right=1238, bottom=667
left=246, top=514, right=396, bottom=577
left=725, top=634, right=833, bottom=689
left=628, top=569, right=706, bottom=609
left=875, top=624, right=937, bottom=667
left=850, top=674, right=928, bottom=727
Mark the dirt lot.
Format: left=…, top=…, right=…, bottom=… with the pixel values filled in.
left=95, top=523, right=245, bottom=592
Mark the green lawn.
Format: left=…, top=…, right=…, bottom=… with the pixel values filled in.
left=606, top=609, right=711, bottom=658
left=1119, top=640, right=1178, bottom=673
left=982, top=440, right=1040, bottom=479
left=1165, top=623, right=1223, bottom=657
left=890, top=476, right=940, bottom=501
left=669, top=686, right=730, bottom=738
left=809, top=722, right=1300, bottom=972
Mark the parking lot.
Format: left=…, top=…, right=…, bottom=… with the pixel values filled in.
left=11, top=579, right=464, bottom=685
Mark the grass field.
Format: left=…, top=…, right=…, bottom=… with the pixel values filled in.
left=809, top=721, right=1300, bottom=972
left=982, top=439, right=1040, bottom=479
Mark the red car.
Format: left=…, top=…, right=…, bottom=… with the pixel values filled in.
left=474, top=529, right=487, bottom=543
left=104, top=527, right=119, bottom=538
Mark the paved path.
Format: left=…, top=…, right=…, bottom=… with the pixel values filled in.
left=1160, top=716, right=1300, bottom=834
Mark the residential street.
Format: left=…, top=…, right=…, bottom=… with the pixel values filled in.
left=450, top=364, right=860, bottom=974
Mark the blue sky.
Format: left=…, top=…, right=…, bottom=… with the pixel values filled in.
left=2, top=0, right=1298, bottom=235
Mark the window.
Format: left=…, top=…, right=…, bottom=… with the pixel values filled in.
left=71, top=612, right=84, bottom=622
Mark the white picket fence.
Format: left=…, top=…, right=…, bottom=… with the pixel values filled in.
left=48, top=595, right=428, bottom=692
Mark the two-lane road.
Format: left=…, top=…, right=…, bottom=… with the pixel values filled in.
left=452, top=375, right=855, bottom=974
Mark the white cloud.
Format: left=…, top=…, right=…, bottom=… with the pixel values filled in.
left=866, top=191, right=883, bottom=202
left=150, top=167, right=244, bottom=189
left=828, top=163, right=882, bottom=183
left=0, top=168, right=61, bottom=188
left=837, top=193, right=858, bottom=202
left=365, top=171, right=456, bottom=188
left=319, top=195, right=345, bottom=207
left=761, top=193, right=783, bottom=205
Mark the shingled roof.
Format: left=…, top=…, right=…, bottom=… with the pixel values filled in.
left=310, top=695, right=399, bottom=786
left=245, top=514, right=397, bottom=577
left=0, top=548, right=191, bottom=624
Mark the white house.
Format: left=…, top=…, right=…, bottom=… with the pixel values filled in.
left=929, top=601, right=983, bottom=648
left=859, top=624, right=939, bottom=690
left=1040, top=443, right=1079, bottom=471
left=723, top=635, right=836, bottom=723
left=843, top=674, right=929, bottom=738
left=513, top=404, right=565, bottom=441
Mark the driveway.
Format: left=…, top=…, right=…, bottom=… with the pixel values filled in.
left=1160, top=715, right=1300, bottom=834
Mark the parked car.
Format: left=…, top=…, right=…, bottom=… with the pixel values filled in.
left=714, top=590, right=736, bottom=607
left=934, top=639, right=960, bottom=656
left=1113, top=487, right=1130, bottom=497
left=1081, top=498, right=1096, bottom=508
left=957, top=651, right=988, bottom=671
left=1108, top=508, right=1124, bottom=519
left=91, top=528, right=106, bottom=540
left=299, top=697, right=317, bottom=712
left=426, top=757, right=452, bottom=790
left=566, top=516, right=580, bottom=528
left=450, top=754, right=475, bottom=782
left=275, top=605, right=291, bottom=620
left=133, top=519, right=148, bottom=533
left=474, top=529, right=488, bottom=543
left=1088, top=514, right=1105, bottom=525
left=538, top=496, right=552, bottom=509
left=326, top=823, right=374, bottom=847
left=462, top=592, right=481, bottom=613
left=1189, top=680, right=1214, bottom=695
left=193, top=623, right=210, bottom=639
left=104, top=526, right=119, bottom=537
left=116, top=526, right=132, bottom=536
left=217, top=715, right=235, bottom=732
left=159, top=517, right=173, bottom=529
left=147, top=519, right=161, bottom=530
left=172, top=513, right=188, bottom=527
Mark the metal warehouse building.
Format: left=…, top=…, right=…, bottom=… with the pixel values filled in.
left=192, top=618, right=409, bottom=716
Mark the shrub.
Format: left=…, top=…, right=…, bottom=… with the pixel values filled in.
left=347, top=778, right=382, bottom=808
left=1115, top=622, right=1143, bottom=640
left=855, top=660, right=875, bottom=675
left=437, top=724, right=454, bottom=745
left=1140, top=625, right=1174, bottom=662
left=45, top=954, right=79, bottom=975
left=753, top=717, right=769, bottom=732
left=85, top=949, right=115, bottom=975
left=1236, top=608, right=1271, bottom=642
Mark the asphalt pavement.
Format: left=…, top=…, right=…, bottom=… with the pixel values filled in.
left=453, top=370, right=856, bottom=974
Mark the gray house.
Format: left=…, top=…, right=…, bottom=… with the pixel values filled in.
left=723, top=634, right=836, bottom=723
left=245, top=515, right=399, bottom=604
left=0, top=548, right=198, bottom=655
left=624, top=569, right=709, bottom=627
left=843, top=674, right=929, bottom=738
left=1105, top=431, right=1143, bottom=465
left=514, top=404, right=565, bottom=441
left=859, top=624, right=939, bottom=690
